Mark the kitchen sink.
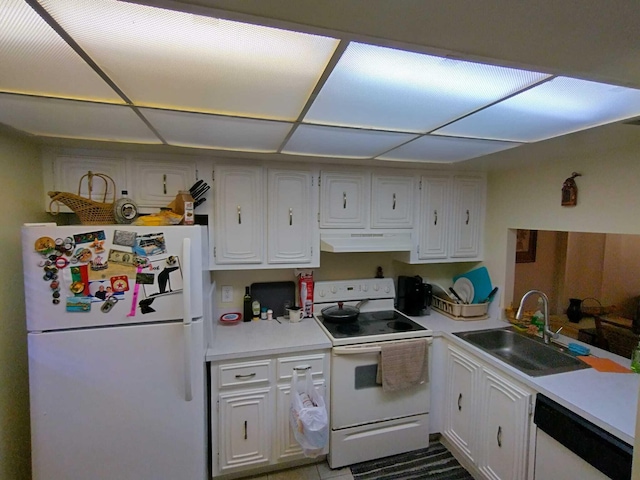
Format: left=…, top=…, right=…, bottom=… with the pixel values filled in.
left=453, top=327, right=591, bottom=377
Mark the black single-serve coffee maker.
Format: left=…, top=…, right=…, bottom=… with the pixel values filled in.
left=397, top=275, right=432, bottom=316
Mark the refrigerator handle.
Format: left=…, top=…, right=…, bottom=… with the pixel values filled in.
left=183, top=237, right=193, bottom=402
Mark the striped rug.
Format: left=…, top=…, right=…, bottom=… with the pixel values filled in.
left=350, top=441, right=473, bottom=480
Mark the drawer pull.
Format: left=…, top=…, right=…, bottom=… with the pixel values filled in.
left=497, top=426, right=502, bottom=447
left=392, top=193, right=396, bottom=210
left=434, top=210, right=438, bottom=226
left=343, top=192, right=347, bottom=209
left=293, top=365, right=311, bottom=371
left=244, top=420, right=248, bottom=440
left=235, top=373, right=256, bottom=379
left=289, top=207, right=293, bottom=226
left=237, top=205, right=242, bottom=224
left=457, top=393, right=462, bottom=411
left=163, top=174, right=167, bottom=194
left=466, top=209, right=470, bottom=225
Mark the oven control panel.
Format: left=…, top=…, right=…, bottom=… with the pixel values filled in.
left=314, top=278, right=394, bottom=303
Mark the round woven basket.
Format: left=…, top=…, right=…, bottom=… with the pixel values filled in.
left=48, top=172, right=117, bottom=225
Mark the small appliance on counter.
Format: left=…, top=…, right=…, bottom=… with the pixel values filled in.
left=397, top=275, right=432, bottom=316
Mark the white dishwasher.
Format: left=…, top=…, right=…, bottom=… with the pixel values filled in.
left=534, top=394, right=632, bottom=480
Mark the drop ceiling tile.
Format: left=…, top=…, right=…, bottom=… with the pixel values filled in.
left=436, top=77, right=640, bottom=142
left=377, top=135, right=521, bottom=163
left=140, top=108, right=293, bottom=152
left=0, top=93, right=160, bottom=143
left=39, top=0, right=339, bottom=120
left=304, top=42, right=551, bottom=132
left=0, top=0, right=123, bottom=103
left=282, top=124, right=417, bottom=158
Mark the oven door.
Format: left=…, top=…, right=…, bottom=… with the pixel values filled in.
left=331, top=338, right=432, bottom=430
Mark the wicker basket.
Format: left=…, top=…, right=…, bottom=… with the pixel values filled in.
left=432, top=296, right=489, bottom=320
left=48, top=172, right=117, bottom=225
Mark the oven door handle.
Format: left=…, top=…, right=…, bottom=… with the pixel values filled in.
left=333, top=338, right=432, bottom=355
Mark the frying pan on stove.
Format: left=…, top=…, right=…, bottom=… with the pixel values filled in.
left=321, top=300, right=368, bottom=323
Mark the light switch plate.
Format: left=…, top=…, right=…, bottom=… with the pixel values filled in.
left=221, top=285, right=233, bottom=303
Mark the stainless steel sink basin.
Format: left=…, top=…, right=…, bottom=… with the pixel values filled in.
left=453, top=327, right=591, bottom=376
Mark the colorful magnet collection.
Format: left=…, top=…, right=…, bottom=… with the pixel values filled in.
left=33, top=229, right=182, bottom=316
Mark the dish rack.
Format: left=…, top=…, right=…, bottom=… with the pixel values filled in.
left=432, top=296, right=489, bottom=320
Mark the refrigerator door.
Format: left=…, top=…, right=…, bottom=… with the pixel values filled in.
left=28, top=320, right=206, bottom=480
left=22, top=225, right=204, bottom=331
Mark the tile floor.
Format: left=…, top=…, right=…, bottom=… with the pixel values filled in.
left=242, top=460, right=353, bottom=480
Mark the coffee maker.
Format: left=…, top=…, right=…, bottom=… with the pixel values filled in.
left=397, top=275, right=432, bottom=316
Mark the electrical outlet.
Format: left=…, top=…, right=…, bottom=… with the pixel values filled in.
left=221, top=285, right=233, bottom=303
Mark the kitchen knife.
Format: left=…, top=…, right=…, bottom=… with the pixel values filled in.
left=482, top=287, right=499, bottom=303
left=449, top=287, right=465, bottom=304
left=188, top=180, right=204, bottom=196
left=192, top=184, right=210, bottom=200
left=194, top=197, right=206, bottom=208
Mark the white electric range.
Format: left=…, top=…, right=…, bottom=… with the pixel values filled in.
left=313, top=278, right=433, bottom=468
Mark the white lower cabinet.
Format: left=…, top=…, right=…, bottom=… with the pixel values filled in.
left=211, top=352, right=329, bottom=477
left=442, top=342, right=534, bottom=480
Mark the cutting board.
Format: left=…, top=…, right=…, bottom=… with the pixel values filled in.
left=250, top=281, right=296, bottom=318
left=453, top=267, right=492, bottom=304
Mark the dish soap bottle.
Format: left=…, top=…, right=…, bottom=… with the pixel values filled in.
left=531, top=298, right=545, bottom=334
left=243, top=286, right=252, bottom=323
left=631, top=341, right=640, bottom=373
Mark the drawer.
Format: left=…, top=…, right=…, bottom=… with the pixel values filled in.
left=277, top=354, right=326, bottom=382
left=218, top=359, right=272, bottom=388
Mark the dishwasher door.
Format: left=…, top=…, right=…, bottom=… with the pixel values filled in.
left=534, top=394, right=632, bottom=480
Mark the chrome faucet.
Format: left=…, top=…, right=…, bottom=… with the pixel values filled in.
left=515, top=290, right=560, bottom=344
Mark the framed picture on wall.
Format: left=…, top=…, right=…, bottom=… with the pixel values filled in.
left=516, top=229, right=537, bottom=263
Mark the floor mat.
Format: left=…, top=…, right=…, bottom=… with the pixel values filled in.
left=350, top=441, right=473, bottom=480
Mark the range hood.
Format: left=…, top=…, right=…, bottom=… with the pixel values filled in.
left=320, top=232, right=412, bottom=253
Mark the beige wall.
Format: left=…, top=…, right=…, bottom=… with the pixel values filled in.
left=485, top=131, right=640, bottom=315
left=0, top=132, right=47, bottom=480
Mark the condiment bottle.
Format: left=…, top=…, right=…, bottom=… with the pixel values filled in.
left=243, top=287, right=252, bottom=322
left=631, top=341, right=640, bottom=373
left=173, top=190, right=195, bottom=225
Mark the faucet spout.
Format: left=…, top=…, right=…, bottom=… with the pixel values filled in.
left=515, top=290, right=557, bottom=344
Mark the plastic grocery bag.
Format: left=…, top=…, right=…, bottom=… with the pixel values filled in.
left=289, top=368, right=328, bottom=458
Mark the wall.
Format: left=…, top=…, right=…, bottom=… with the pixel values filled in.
left=0, top=132, right=47, bottom=480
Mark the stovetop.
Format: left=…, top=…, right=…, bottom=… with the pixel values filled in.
left=317, top=309, right=428, bottom=342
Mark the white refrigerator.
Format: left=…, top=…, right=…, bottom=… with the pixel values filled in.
left=22, top=223, right=209, bottom=480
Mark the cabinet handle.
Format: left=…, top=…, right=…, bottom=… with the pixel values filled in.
left=244, top=420, right=248, bottom=440
left=235, top=373, right=256, bottom=379
left=457, top=393, right=462, bottom=411
left=497, top=426, right=502, bottom=447
left=434, top=210, right=438, bottom=226
left=289, top=207, right=293, bottom=226
left=466, top=209, right=470, bottom=225
left=237, top=205, right=242, bottom=224
left=343, top=192, right=347, bottom=209
left=392, top=193, right=396, bottom=210
left=163, top=174, right=167, bottom=194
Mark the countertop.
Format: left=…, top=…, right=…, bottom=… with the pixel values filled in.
left=206, top=309, right=639, bottom=446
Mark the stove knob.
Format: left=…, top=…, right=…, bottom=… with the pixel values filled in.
left=318, top=289, right=326, bottom=298
left=362, top=284, right=368, bottom=292
left=373, top=284, right=379, bottom=291
left=384, top=285, right=391, bottom=293
left=330, top=286, right=337, bottom=294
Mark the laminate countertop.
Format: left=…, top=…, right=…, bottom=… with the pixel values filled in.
left=206, top=308, right=639, bottom=446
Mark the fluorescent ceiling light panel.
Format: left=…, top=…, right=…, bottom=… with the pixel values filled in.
left=39, top=0, right=339, bottom=121
left=436, top=77, right=640, bottom=142
left=282, top=124, right=417, bottom=158
left=140, top=108, right=293, bottom=152
left=0, top=94, right=160, bottom=143
left=304, top=42, right=551, bottom=133
left=0, top=0, right=123, bottom=103
left=377, top=135, right=521, bottom=163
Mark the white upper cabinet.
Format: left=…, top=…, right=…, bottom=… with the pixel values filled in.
left=417, top=175, right=451, bottom=260
left=320, top=171, right=370, bottom=228
left=371, top=174, right=415, bottom=228
left=212, top=165, right=264, bottom=265
left=450, top=176, right=485, bottom=259
left=48, top=154, right=127, bottom=212
left=128, top=159, right=197, bottom=207
left=210, top=164, right=319, bottom=270
left=267, top=169, right=317, bottom=265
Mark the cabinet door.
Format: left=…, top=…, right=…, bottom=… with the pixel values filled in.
left=371, top=174, right=414, bottom=228
left=417, top=176, right=450, bottom=260
left=274, top=380, right=326, bottom=461
left=477, top=369, right=531, bottom=480
left=213, top=166, right=264, bottom=264
left=443, top=344, right=481, bottom=465
left=320, top=171, right=369, bottom=228
left=128, top=159, right=196, bottom=207
left=450, top=176, right=485, bottom=259
left=52, top=155, right=126, bottom=208
left=267, top=169, right=316, bottom=264
left=218, top=388, right=271, bottom=473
